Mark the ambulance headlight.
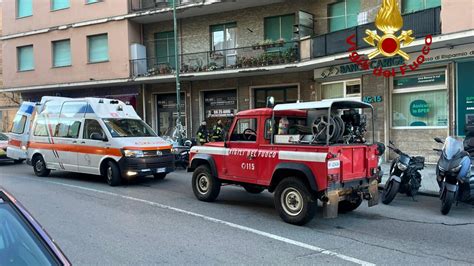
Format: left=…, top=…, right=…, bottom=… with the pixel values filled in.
left=123, top=150, right=144, bottom=158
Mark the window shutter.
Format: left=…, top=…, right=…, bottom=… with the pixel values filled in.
left=264, top=16, right=280, bottom=41
left=17, top=0, right=33, bottom=17
left=154, top=32, right=175, bottom=67
left=88, top=34, right=109, bottom=63
left=280, top=14, right=295, bottom=41
left=18, top=46, right=34, bottom=71
left=52, top=0, right=70, bottom=10
left=402, top=0, right=424, bottom=13
left=329, top=1, right=346, bottom=32
left=53, top=40, right=71, bottom=67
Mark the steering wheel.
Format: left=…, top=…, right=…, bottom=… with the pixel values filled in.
left=243, top=128, right=257, bottom=141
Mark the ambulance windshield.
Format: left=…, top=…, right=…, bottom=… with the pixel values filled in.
left=103, top=119, right=157, bottom=138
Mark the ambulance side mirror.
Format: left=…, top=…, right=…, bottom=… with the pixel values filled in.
left=91, top=133, right=107, bottom=142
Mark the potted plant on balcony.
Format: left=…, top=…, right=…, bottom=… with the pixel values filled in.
left=276, top=38, right=286, bottom=47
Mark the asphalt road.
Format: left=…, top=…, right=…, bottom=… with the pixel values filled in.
left=1, top=161, right=473, bottom=265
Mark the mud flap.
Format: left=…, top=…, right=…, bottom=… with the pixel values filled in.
left=323, top=190, right=339, bottom=218
left=368, top=179, right=379, bottom=207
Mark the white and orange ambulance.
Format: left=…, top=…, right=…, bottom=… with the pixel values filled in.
left=7, top=96, right=174, bottom=186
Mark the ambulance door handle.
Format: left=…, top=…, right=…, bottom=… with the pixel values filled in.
left=72, top=140, right=77, bottom=144
left=80, top=141, right=86, bottom=144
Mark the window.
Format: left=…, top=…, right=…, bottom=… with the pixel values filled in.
left=254, top=86, right=298, bottom=108
left=210, top=23, right=237, bottom=67
left=154, top=31, right=175, bottom=68
left=321, top=80, right=361, bottom=100
left=328, top=0, right=360, bottom=32
left=33, top=118, right=49, bottom=137
left=17, top=0, right=32, bottom=18
left=51, top=0, right=70, bottom=11
left=17, top=45, right=34, bottom=71
left=86, top=0, right=101, bottom=3
left=88, top=34, right=109, bottom=63
left=55, top=120, right=81, bottom=138
left=11, top=115, right=27, bottom=134
left=103, top=119, right=157, bottom=138
left=83, top=120, right=105, bottom=140
left=264, top=14, right=295, bottom=42
left=392, top=72, right=447, bottom=128
left=61, top=102, right=88, bottom=116
left=52, top=40, right=71, bottom=67
left=402, top=0, right=441, bottom=14
left=230, top=118, right=258, bottom=142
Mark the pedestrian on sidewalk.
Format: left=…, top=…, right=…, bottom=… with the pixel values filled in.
left=196, top=120, right=209, bottom=145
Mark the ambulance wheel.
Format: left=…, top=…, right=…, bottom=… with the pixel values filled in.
left=274, top=177, right=317, bottom=226
left=338, top=196, right=363, bottom=213
left=105, top=161, right=122, bottom=187
left=192, top=165, right=220, bottom=202
left=32, top=155, right=50, bottom=177
left=153, top=173, right=167, bottom=180
left=243, top=185, right=265, bottom=194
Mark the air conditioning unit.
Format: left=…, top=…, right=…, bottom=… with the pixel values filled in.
left=130, top=43, right=147, bottom=77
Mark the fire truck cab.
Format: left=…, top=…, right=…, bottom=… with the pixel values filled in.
left=189, top=99, right=382, bottom=225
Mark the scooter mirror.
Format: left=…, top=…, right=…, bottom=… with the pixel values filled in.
left=434, top=137, right=443, bottom=144
left=389, top=140, right=395, bottom=146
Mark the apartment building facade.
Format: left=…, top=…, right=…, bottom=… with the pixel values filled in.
left=1, top=0, right=474, bottom=161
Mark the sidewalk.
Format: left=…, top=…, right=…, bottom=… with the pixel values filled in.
left=379, top=163, right=439, bottom=196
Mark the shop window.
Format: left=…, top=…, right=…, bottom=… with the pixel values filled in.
left=17, top=0, right=32, bottom=18
left=17, top=45, right=34, bottom=71
left=328, top=0, right=360, bottom=32
left=392, top=72, right=447, bottom=128
left=264, top=14, right=295, bottom=42
left=230, top=118, right=257, bottom=142
left=203, top=90, right=237, bottom=130
left=210, top=23, right=237, bottom=67
left=255, top=86, right=298, bottom=108
left=321, top=80, right=361, bottom=100
left=402, top=0, right=441, bottom=14
left=53, top=39, right=71, bottom=67
left=51, top=0, right=70, bottom=11
left=154, top=31, right=175, bottom=69
left=156, top=93, right=185, bottom=136
left=88, top=34, right=109, bottom=63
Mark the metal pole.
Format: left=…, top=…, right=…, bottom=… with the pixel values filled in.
left=173, top=0, right=183, bottom=145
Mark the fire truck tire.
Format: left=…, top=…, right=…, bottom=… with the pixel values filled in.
left=32, top=155, right=50, bottom=177
left=192, top=165, right=221, bottom=202
left=274, top=177, right=316, bottom=225
left=105, top=161, right=122, bottom=187
left=338, top=196, right=363, bottom=213
left=243, top=185, right=265, bottom=194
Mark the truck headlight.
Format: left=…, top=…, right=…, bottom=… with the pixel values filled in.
left=397, top=162, right=408, bottom=171
left=123, top=150, right=144, bottom=158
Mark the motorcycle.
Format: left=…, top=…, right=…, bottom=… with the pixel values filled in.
left=434, top=136, right=473, bottom=215
left=162, top=123, right=195, bottom=169
left=381, top=141, right=425, bottom=205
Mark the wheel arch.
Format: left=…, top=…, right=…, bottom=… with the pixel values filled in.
left=99, top=157, right=120, bottom=176
left=269, top=163, right=318, bottom=193
left=189, top=154, right=218, bottom=177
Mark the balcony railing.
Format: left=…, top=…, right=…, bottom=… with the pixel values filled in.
left=130, top=41, right=299, bottom=78
left=130, top=0, right=204, bottom=12
left=311, top=7, right=441, bottom=58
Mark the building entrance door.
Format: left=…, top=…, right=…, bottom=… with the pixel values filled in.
left=156, top=93, right=185, bottom=136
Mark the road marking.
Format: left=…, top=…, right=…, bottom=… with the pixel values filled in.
left=42, top=179, right=374, bottom=266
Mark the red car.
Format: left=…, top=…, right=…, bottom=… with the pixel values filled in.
left=189, top=99, right=382, bottom=225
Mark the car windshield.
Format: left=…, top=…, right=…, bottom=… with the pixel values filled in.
left=0, top=133, right=8, bottom=141
left=103, top=119, right=157, bottom=138
left=0, top=200, right=59, bottom=265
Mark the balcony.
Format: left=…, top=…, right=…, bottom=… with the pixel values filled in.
left=130, top=0, right=202, bottom=12
left=130, top=41, right=299, bottom=78
left=311, top=7, right=441, bottom=58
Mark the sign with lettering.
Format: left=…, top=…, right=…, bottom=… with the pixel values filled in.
left=410, top=100, right=430, bottom=117
left=457, top=61, right=474, bottom=135
left=362, top=96, right=383, bottom=103
left=394, top=73, right=445, bottom=89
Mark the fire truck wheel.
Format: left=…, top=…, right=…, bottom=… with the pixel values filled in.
left=105, top=161, right=122, bottom=187
left=192, top=165, right=221, bottom=202
left=32, top=155, right=50, bottom=177
left=274, top=177, right=316, bottom=225
left=243, top=185, right=265, bottom=194
left=153, top=173, right=167, bottom=180
left=338, top=196, right=363, bottom=213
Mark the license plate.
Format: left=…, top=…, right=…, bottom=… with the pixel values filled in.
left=157, top=168, right=166, bottom=173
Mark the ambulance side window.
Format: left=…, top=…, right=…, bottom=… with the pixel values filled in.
left=33, top=117, right=48, bottom=137
left=83, top=120, right=105, bottom=140
left=11, top=114, right=27, bottom=134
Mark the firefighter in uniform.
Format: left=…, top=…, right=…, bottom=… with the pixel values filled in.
left=211, top=119, right=224, bottom=142
left=196, top=120, right=209, bottom=145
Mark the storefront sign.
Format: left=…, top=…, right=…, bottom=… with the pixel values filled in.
left=362, top=96, right=383, bottom=103
left=457, top=61, right=474, bottom=135
left=410, top=100, right=430, bottom=117
left=394, top=73, right=445, bottom=89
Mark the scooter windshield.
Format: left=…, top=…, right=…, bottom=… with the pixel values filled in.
left=443, top=136, right=464, bottom=160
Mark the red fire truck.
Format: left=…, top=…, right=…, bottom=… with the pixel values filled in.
left=188, top=99, right=382, bottom=225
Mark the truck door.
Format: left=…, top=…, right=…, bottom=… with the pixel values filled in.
left=77, top=119, right=108, bottom=175
left=226, top=117, right=259, bottom=183
left=7, top=102, right=35, bottom=161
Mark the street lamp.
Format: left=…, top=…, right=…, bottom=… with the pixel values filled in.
left=172, top=0, right=183, bottom=145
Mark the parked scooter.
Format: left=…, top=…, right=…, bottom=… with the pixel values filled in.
left=434, top=136, right=474, bottom=215
left=381, top=141, right=425, bottom=204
